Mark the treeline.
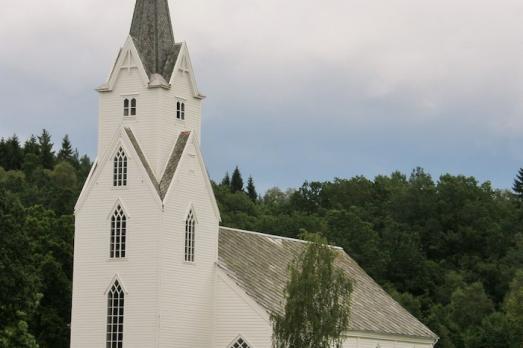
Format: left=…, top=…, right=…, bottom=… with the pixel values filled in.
left=215, top=168, right=523, bottom=348
left=0, top=132, right=522, bottom=347
left=0, top=132, right=91, bottom=347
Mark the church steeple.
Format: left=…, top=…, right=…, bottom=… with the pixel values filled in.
left=130, top=0, right=178, bottom=82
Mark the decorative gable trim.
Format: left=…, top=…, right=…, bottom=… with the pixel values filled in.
left=106, top=199, right=131, bottom=221
left=104, top=274, right=129, bottom=295
left=170, top=42, right=205, bottom=99
left=159, top=131, right=191, bottom=199
left=97, top=36, right=150, bottom=93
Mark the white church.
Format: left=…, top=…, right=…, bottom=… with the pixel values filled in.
left=70, top=1, right=439, bottom=347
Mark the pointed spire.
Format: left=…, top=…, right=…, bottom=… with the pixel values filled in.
left=130, top=0, right=179, bottom=83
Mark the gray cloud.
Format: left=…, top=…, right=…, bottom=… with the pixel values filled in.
left=1, top=0, right=522, bottom=191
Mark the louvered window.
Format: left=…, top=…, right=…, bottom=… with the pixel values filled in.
left=113, top=148, right=127, bottom=187
left=111, top=205, right=127, bottom=259
left=106, top=280, right=124, bottom=348
left=228, top=337, right=251, bottom=348
left=184, top=210, right=196, bottom=262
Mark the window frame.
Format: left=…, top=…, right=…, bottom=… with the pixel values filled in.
left=227, top=336, right=253, bottom=348
left=122, top=96, right=138, bottom=118
left=176, top=99, right=186, bottom=121
left=113, top=147, right=128, bottom=188
left=110, top=205, right=127, bottom=259
left=184, top=210, right=196, bottom=263
left=106, top=279, right=125, bottom=348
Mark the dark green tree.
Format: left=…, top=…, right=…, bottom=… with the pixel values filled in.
left=513, top=168, right=523, bottom=199
left=505, top=270, right=523, bottom=345
left=271, top=233, right=352, bottom=348
left=221, top=172, right=231, bottom=188
left=246, top=176, right=258, bottom=202
left=38, top=129, right=55, bottom=170
left=231, top=166, right=244, bottom=193
left=57, top=135, right=73, bottom=163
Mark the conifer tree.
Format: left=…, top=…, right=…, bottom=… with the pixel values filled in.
left=513, top=168, right=523, bottom=199
left=38, top=129, right=55, bottom=170
left=231, top=166, right=244, bottom=193
left=4, top=135, right=24, bottom=170
left=24, top=136, right=40, bottom=156
left=247, top=176, right=258, bottom=202
left=221, top=172, right=231, bottom=188
left=272, top=233, right=352, bottom=348
left=0, top=138, right=6, bottom=169
left=57, top=135, right=74, bottom=163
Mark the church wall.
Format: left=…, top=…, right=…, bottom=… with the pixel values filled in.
left=71, top=139, right=163, bottom=347
left=157, top=141, right=219, bottom=348
left=157, top=64, right=202, bottom=177
left=213, top=270, right=273, bottom=348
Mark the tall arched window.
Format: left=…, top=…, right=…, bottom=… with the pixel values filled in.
left=106, top=280, right=124, bottom=348
left=111, top=205, right=127, bottom=259
left=177, top=101, right=185, bottom=120
left=113, top=148, right=127, bottom=187
left=184, top=210, right=196, bottom=262
left=228, top=337, right=251, bottom=348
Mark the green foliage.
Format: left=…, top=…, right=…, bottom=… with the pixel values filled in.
left=513, top=168, right=523, bottom=198
left=231, top=166, right=244, bottom=192
left=38, top=130, right=54, bottom=170
left=505, top=270, right=523, bottom=344
left=57, top=135, right=74, bottom=163
left=271, top=233, right=352, bottom=348
left=246, top=176, right=258, bottom=202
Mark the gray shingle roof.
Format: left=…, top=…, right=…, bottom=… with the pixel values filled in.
left=125, top=128, right=190, bottom=200
left=130, top=0, right=180, bottom=82
left=218, top=227, right=438, bottom=340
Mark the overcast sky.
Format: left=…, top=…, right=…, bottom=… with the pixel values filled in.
left=1, top=0, right=523, bottom=191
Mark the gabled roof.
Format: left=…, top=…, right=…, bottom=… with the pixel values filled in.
left=124, top=127, right=190, bottom=200
left=130, top=0, right=180, bottom=82
left=217, top=227, right=438, bottom=340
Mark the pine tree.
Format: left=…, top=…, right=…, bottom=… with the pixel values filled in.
left=230, top=166, right=244, bottom=193
left=513, top=168, right=523, bottom=199
left=221, top=172, right=231, bottom=188
left=38, top=129, right=55, bottom=170
left=246, top=176, right=258, bottom=202
left=4, top=135, right=24, bottom=170
left=57, top=135, right=74, bottom=163
left=24, top=136, right=40, bottom=156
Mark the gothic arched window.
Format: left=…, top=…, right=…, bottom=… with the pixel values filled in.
left=184, top=210, right=196, bottom=262
left=106, top=280, right=125, bottom=348
left=228, top=337, right=251, bottom=348
left=113, top=148, right=127, bottom=187
left=111, top=205, right=127, bottom=259
left=177, top=101, right=185, bottom=120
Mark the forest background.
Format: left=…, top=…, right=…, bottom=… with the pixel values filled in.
left=0, top=131, right=522, bottom=347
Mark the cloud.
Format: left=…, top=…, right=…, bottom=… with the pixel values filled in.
left=1, top=0, right=522, bottom=190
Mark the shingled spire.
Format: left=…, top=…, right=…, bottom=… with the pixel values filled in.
left=130, top=0, right=179, bottom=83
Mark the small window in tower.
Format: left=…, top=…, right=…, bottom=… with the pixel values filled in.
left=185, top=210, right=196, bottom=262
left=106, top=279, right=125, bottom=348
left=177, top=101, right=185, bottom=120
left=130, top=98, right=137, bottom=116
left=123, top=99, right=130, bottom=116
left=228, top=337, right=251, bottom=348
left=111, top=205, right=127, bottom=259
left=113, top=148, right=128, bottom=187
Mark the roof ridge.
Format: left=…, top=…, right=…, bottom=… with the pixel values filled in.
left=219, top=226, right=344, bottom=250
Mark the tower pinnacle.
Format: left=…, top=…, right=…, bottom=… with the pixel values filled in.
left=130, top=0, right=178, bottom=82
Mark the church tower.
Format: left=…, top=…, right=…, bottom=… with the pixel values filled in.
left=70, top=0, right=221, bottom=346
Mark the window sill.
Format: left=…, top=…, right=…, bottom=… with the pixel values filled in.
left=111, top=186, right=129, bottom=191
left=107, top=258, right=128, bottom=263
left=123, top=116, right=137, bottom=121
left=183, top=261, right=197, bottom=266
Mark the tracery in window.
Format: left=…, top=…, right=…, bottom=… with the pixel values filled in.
left=130, top=98, right=136, bottom=116
left=111, top=205, right=127, bottom=259
left=177, top=101, right=185, bottom=120
left=113, top=148, right=127, bottom=187
left=184, top=210, right=196, bottom=262
left=228, top=337, right=251, bottom=348
left=106, top=280, right=124, bottom=348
